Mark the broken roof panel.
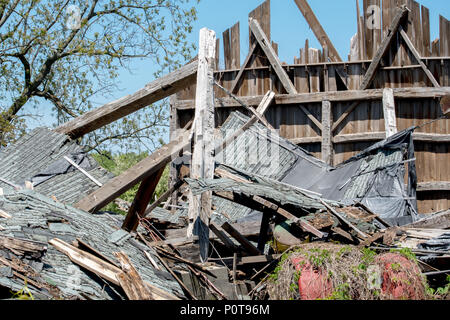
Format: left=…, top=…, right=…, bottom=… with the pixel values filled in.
left=0, top=190, right=184, bottom=300
left=0, top=127, right=113, bottom=204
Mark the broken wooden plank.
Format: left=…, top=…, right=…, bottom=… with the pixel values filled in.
left=240, top=254, right=281, bottom=265
left=252, top=195, right=325, bottom=238
left=75, top=134, right=191, bottom=213
left=154, top=246, right=216, bottom=277
left=151, top=246, right=197, bottom=300
left=52, top=238, right=178, bottom=300
left=142, top=179, right=185, bottom=218
left=358, top=232, right=385, bottom=247
left=63, top=156, right=103, bottom=187
left=320, top=200, right=369, bottom=239
left=249, top=18, right=297, bottom=94
left=75, top=238, right=121, bottom=268
left=122, top=167, right=165, bottom=232
left=49, top=238, right=121, bottom=285
left=213, top=169, right=325, bottom=239
left=399, top=25, right=441, bottom=87
left=115, top=251, right=154, bottom=300
left=221, top=222, right=261, bottom=256
left=293, top=0, right=342, bottom=62
left=55, top=61, right=198, bottom=138
left=0, top=235, right=46, bottom=256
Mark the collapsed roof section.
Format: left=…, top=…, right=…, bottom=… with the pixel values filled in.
left=215, top=111, right=419, bottom=226
left=0, top=127, right=112, bottom=205
left=0, top=189, right=184, bottom=300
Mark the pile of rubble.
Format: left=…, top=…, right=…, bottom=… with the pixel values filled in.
left=0, top=109, right=448, bottom=301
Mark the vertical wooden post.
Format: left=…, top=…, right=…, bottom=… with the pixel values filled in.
left=168, top=94, right=180, bottom=211
left=321, top=100, right=332, bottom=166
left=382, top=88, right=398, bottom=138
left=257, top=209, right=272, bottom=252
left=187, top=28, right=216, bottom=262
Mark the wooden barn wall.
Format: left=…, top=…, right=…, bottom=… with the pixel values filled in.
left=172, top=0, right=450, bottom=214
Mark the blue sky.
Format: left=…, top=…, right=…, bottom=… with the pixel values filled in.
left=115, top=0, right=449, bottom=94
left=29, top=0, right=449, bottom=147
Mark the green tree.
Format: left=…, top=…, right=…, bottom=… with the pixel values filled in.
left=0, top=0, right=198, bottom=151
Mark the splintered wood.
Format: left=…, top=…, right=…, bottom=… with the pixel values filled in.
left=187, top=28, right=216, bottom=263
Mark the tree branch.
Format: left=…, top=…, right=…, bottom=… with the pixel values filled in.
left=33, top=89, right=77, bottom=118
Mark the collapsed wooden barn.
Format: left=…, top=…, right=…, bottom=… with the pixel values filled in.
left=170, top=0, right=450, bottom=215
left=1, top=0, right=450, bottom=301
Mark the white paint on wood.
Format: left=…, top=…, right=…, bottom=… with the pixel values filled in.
left=321, top=100, right=333, bottom=165
left=382, top=88, right=398, bottom=138
left=187, top=28, right=216, bottom=263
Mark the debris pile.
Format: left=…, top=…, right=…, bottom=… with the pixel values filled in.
left=1, top=0, right=449, bottom=301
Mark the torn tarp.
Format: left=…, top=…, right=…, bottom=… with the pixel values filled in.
left=31, top=152, right=94, bottom=187
left=214, top=112, right=419, bottom=226
left=281, top=128, right=419, bottom=226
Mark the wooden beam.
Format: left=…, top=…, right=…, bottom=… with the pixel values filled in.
left=187, top=28, right=216, bottom=264
left=257, top=209, right=272, bottom=251
left=142, top=179, right=185, bottom=218
left=221, top=222, right=262, bottom=256
left=320, top=200, right=368, bottom=239
left=49, top=238, right=122, bottom=285
left=417, top=181, right=450, bottom=191
left=298, top=105, right=323, bottom=131
left=122, top=167, right=165, bottom=232
left=175, top=87, right=450, bottom=110
left=115, top=251, right=154, bottom=300
left=75, top=134, right=191, bottom=213
left=293, top=0, right=342, bottom=62
left=209, top=223, right=239, bottom=251
left=0, top=235, right=46, bottom=255
left=289, top=136, right=322, bottom=144
left=399, top=25, right=441, bottom=87
left=249, top=18, right=297, bottom=94
left=321, top=100, right=332, bottom=165
left=359, top=7, right=409, bottom=90
left=404, top=209, right=450, bottom=228
left=332, top=132, right=450, bottom=144
left=382, top=88, right=398, bottom=137
left=55, top=61, right=198, bottom=138
left=331, top=7, right=408, bottom=134
left=230, top=43, right=257, bottom=94
left=252, top=195, right=325, bottom=238
left=333, top=132, right=386, bottom=144
left=413, top=133, right=450, bottom=143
